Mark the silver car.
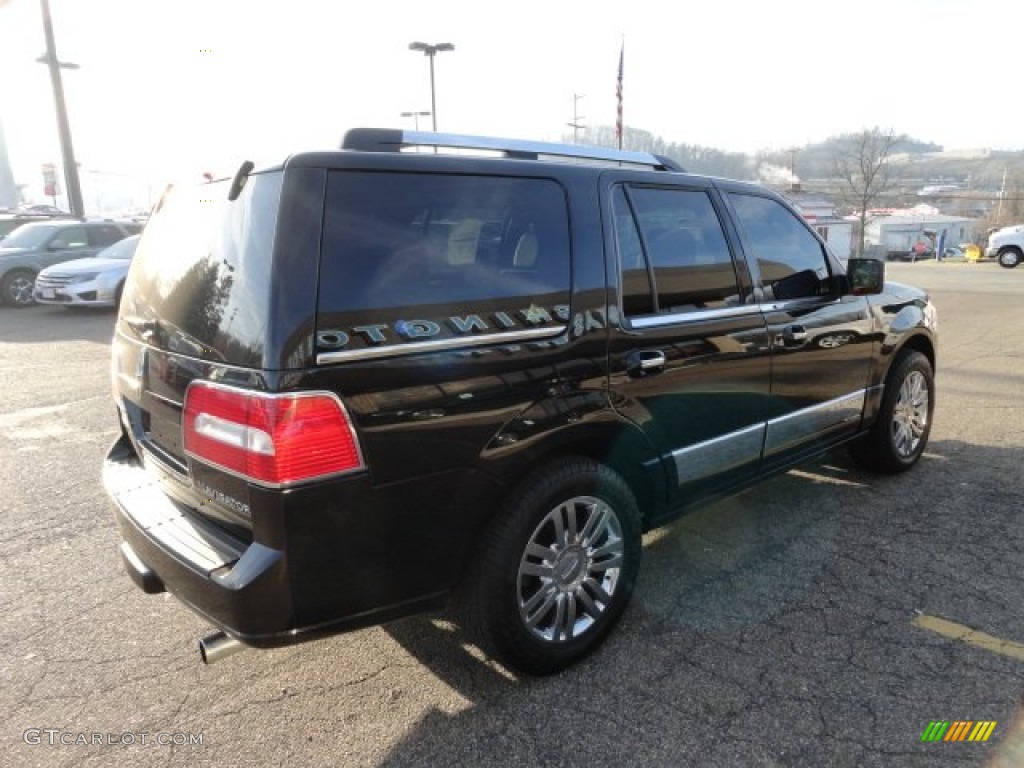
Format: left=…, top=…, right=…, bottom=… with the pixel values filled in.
left=34, top=234, right=141, bottom=308
left=0, top=219, right=141, bottom=306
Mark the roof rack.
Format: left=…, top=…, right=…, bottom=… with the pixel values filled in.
left=341, top=128, right=685, bottom=172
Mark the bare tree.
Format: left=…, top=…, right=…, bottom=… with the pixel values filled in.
left=833, top=128, right=897, bottom=257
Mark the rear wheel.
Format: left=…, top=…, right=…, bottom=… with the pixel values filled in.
left=1, top=269, right=38, bottom=307
left=998, top=248, right=1021, bottom=269
left=850, top=350, right=934, bottom=473
left=458, top=457, right=642, bottom=675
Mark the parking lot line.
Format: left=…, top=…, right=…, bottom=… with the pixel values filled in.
left=913, top=615, right=1024, bottom=662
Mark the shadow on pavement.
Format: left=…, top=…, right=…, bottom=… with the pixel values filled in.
left=374, top=440, right=1023, bottom=767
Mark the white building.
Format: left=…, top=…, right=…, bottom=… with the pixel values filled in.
left=782, top=188, right=854, bottom=260
left=864, top=212, right=980, bottom=257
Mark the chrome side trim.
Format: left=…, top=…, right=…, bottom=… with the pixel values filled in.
left=670, top=423, right=766, bottom=486
left=315, top=325, right=566, bottom=364
left=627, top=297, right=846, bottom=329
left=764, top=389, right=866, bottom=456
left=629, top=305, right=763, bottom=329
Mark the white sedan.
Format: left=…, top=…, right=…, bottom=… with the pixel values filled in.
left=34, top=234, right=141, bottom=308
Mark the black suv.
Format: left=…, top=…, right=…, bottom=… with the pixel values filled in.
left=104, top=129, right=937, bottom=674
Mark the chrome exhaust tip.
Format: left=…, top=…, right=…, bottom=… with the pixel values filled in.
left=199, top=631, right=244, bottom=665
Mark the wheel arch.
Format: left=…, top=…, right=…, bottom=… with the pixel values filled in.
left=447, top=412, right=667, bottom=589
left=864, top=331, right=936, bottom=426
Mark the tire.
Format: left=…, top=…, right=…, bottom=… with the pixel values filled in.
left=457, top=456, right=642, bottom=675
left=1, top=269, right=38, bottom=307
left=850, top=350, right=934, bottom=474
left=998, top=248, right=1021, bottom=269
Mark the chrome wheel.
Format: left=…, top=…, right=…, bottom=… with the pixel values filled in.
left=892, top=370, right=929, bottom=458
left=998, top=249, right=1021, bottom=268
left=517, top=495, right=624, bottom=643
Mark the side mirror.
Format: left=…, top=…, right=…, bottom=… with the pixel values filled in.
left=846, top=258, right=885, bottom=296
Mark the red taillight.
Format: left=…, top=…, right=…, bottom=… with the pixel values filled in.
left=183, top=383, right=364, bottom=486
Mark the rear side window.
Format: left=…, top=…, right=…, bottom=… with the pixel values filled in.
left=50, top=226, right=88, bottom=249
left=317, top=172, right=571, bottom=355
left=613, top=185, right=742, bottom=316
left=89, top=224, right=127, bottom=247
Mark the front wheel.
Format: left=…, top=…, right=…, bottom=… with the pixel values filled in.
left=998, top=248, right=1021, bottom=269
left=1, top=269, right=38, bottom=307
left=850, top=350, right=934, bottom=473
left=458, top=457, right=642, bottom=675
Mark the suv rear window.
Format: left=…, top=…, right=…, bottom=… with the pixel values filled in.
left=120, top=171, right=283, bottom=367
left=319, top=171, right=571, bottom=329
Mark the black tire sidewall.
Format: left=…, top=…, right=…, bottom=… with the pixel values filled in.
left=875, top=351, right=934, bottom=470
left=476, top=458, right=642, bottom=674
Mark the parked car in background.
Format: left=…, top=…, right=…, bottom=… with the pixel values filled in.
left=34, top=234, right=141, bottom=308
left=0, top=219, right=141, bottom=306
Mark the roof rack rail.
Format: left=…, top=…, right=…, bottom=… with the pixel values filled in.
left=340, top=128, right=685, bottom=172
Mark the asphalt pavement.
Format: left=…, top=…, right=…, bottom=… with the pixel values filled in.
left=1, top=261, right=1022, bottom=767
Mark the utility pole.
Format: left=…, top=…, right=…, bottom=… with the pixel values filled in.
left=566, top=94, right=585, bottom=143
left=38, top=0, right=83, bottom=217
left=997, top=166, right=1007, bottom=222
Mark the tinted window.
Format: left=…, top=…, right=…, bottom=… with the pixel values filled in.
left=0, top=223, right=58, bottom=248
left=121, top=171, right=283, bottom=367
left=49, top=226, right=88, bottom=249
left=320, top=172, right=570, bottom=316
left=89, top=224, right=128, bottom=247
left=614, top=185, right=740, bottom=315
left=727, top=193, right=831, bottom=301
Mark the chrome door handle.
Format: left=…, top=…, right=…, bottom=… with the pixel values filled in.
left=782, top=325, right=807, bottom=343
left=626, top=350, right=666, bottom=376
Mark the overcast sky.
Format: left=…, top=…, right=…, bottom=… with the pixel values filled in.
left=1, top=0, right=1020, bottom=204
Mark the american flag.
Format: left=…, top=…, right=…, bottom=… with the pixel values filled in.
left=615, top=43, right=624, bottom=149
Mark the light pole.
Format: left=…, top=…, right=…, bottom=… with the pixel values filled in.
left=400, top=111, right=431, bottom=131
left=408, top=42, right=454, bottom=132
left=37, top=0, right=83, bottom=217
left=567, top=93, right=585, bottom=144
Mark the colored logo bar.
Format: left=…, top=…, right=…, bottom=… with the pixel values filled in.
left=921, top=721, right=997, bottom=742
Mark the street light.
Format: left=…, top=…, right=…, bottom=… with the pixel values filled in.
left=408, top=42, right=454, bottom=132
left=400, top=111, right=432, bottom=131
left=36, top=0, right=83, bottom=218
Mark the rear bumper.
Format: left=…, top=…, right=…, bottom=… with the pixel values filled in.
left=103, top=434, right=476, bottom=648
left=104, top=435, right=293, bottom=646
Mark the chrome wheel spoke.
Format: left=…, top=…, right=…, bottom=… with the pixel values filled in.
left=575, top=585, right=600, bottom=618
left=520, top=560, right=554, bottom=578
left=552, top=504, right=569, bottom=548
left=565, top=502, right=579, bottom=543
left=588, top=540, right=620, bottom=560
left=525, top=542, right=554, bottom=561
left=589, top=553, right=623, bottom=572
left=579, top=503, right=607, bottom=545
left=582, top=577, right=612, bottom=606
left=524, top=586, right=558, bottom=628
left=559, top=594, right=577, bottom=640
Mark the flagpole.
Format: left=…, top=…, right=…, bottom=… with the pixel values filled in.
left=615, top=40, right=624, bottom=150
